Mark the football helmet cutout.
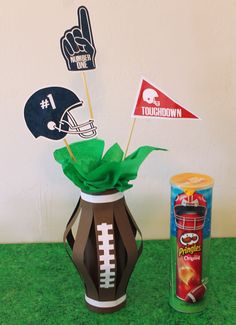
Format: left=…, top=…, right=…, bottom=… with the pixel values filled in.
left=24, top=86, right=97, bottom=140
left=174, top=192, right=207, bottom=231
left=142, top=88, right=159, bottom=106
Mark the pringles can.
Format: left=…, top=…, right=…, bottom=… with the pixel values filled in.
left=169, top=173, right=214, bottom=313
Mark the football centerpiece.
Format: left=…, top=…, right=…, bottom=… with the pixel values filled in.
left=54, top=138, right=166, bottom=313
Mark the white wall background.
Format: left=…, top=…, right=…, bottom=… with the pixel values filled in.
left=0, top=0, right=235, bottom=243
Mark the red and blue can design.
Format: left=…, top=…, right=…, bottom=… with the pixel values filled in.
left=169, top=173, right=214, bottom=313
left=175, top=192, right=206, bottom=302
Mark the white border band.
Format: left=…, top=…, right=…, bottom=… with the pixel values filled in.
left=81, top=192, right=124, bottom=203
left=85, top=294, right=126, bottom=308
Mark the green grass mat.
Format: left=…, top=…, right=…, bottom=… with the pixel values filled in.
left=0, top=239, right=235, bottom=325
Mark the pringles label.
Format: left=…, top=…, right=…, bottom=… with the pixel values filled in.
left=169, top=173, right=214, bottom=313
left=174, top=192, right=206, bottom=301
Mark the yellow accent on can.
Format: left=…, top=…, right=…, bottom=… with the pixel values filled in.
left=170, top=173, right=214, bottom=195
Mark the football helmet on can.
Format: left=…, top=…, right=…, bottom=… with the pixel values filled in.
left=174, top=192, right=207, bottom=231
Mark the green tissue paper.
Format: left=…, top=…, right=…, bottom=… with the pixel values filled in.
left=54, top=139, right=166, bottom=193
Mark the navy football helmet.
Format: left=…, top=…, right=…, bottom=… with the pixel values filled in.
left=24, top=86, right=97, bottom=140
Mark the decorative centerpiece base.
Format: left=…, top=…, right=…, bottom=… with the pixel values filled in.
left=64, top=190, right=142, bottom=313
left=54, top=139, right=166, bottom=313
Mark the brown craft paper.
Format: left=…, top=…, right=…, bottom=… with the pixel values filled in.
left=64, top=190, right=143, bottom=313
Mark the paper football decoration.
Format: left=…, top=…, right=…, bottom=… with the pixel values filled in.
left=22, top=2, right=175, bottom=315
left=54, top=138, right=166, bottom=193
left=54, top=138, right=166, bottom=312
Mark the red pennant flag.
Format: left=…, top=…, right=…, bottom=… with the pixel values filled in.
left=133, top=79, right=199, bottom=119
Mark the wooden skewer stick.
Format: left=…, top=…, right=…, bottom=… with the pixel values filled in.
left=82, top=72, right=94, bottom=120
left=124, top=118, right=137, bottom=159
left=63, top=72, right=94, bottom=163
left=63, top=138, right=76, bottom=161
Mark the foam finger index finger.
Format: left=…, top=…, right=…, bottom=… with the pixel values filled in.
left=77, top=6, right=92, bottom=45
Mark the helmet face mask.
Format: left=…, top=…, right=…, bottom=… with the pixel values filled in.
left=55, top=107, right=97, bottom=138
left=174, top=193, right=207, bottom=231
left=24, top=86, right=97, bottom=140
